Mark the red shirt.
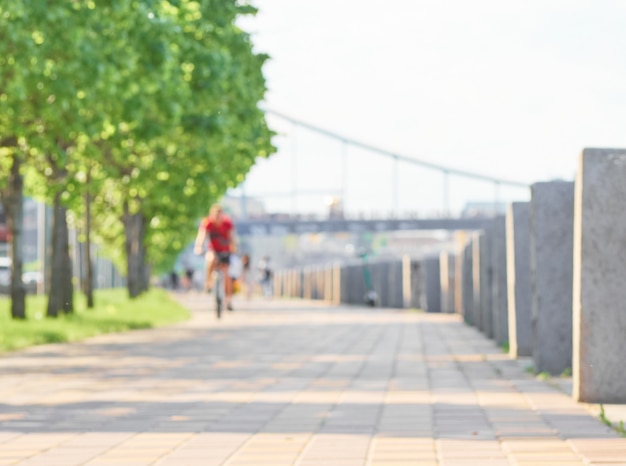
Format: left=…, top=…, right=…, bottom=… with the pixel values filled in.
left=201, top=215, right=233, bottom=253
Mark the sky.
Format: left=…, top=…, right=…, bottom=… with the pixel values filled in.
left=235, top=0, right=626, bottom=217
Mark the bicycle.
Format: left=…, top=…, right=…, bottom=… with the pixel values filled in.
left=194, top=248, right=226, bottom=319
left=214, top=266, right=225, bottom=319
left=213, top=251, right=233, bottom=319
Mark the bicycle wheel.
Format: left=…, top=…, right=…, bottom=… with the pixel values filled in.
left=215, top=272, right=223, bottom=319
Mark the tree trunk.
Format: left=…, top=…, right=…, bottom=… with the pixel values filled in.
left=1, top=155, right=26, bottom=320
left=123, top=201, right=147, bottom=299
left=84, top=174, right=94, bottom=308
left=46, top=192, right=73, bottom=317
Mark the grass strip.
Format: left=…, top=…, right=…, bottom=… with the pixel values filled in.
left=0, top=288, right=190, bottom=353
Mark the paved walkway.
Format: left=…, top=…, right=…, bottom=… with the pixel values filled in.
left=0, top=295, right=624, bottom=466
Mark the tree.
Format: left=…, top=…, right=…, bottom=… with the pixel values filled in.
left=1, top=0, right=276, bottom=309
left=92, top=0, right=275, bottom=295
left=0, top=1, right=51, bottom=319
left=0, top=147, right=26, bottom=319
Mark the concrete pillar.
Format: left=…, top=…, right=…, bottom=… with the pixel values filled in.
left=344, top=264, right=355, bottom=304
left=454, top=249, right=464, bottom=315
left=299, top=270, right=304, bottom=298
left=439, top=251, right=455, bottom=313
left=291, top=270, right=297, bottom=298
left=491, top=216, right=509, bottom=346
left=310, top=268, right=316, bottom=299
left=478, top=231, right=493, bottom=338
left=332, top=263, right=341, bottom=305
left=471, top=232, right=483, bottom=329
left=273, top=271, right=281, bottom=297
left=506, top=202, right=532, bottom=358
left=480, top=228, right=493, bottom=338
left=374, top=262, right=385, bottom=307
left=573, top=149, right=626, bottom=402
left=390, top=260, right=404, bottom=308
left=530, top=181, right=574, bottom=375
left=462, top=242, right=474, bottom=324
left=402, top=256, right=412, bottom=309
left=317, top=268, right=324, bottom=300
left=303, top=268, right=312, bottom=300
left=453, top=232, right=469, bottom=315
left=409, top=259, right=424, bottom=310
left=424, top=256, right=441, bottom=313
left=307, top=268, right=314, bottom=299
left=324, top=267, right=332, bottom=302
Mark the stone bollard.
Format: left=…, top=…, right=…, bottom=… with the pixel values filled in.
left=573, top=148, right=626, bottom=403
left=373, top=262, right=386, bottom=307
left=462, top=242, right=474, bottom=325
left=303, top=268, right=312, bottom=300
left=317, top=268, right=324, bottom=300
left=340, top=266, right=349, bottom=304
left=390, top=260, right=404, bottom=308
left=297, top=270, right=303, bottom=298
left=454, top=232, right=469, bottom=315
left=506, top=202, right=532, bottom=358
left=408, top=259, right=424, bottom=310
left=530, top=181, right=574, bottom=375
left=454, top=249, right=464, bottom=315
left=332, top=263, right=341, bottom=305
left=478, top=230, right=493, bottom=338
left=439, top=251, right=456, bottom=313
left=274, top=271, right=282, bottom=297
left=471, top=232, right=487, bottom=330
left=424, top=256, right=441, bottom=313
left=402, top=256, right=412, bottom=309
left=324, top=266, right=332, bottom=302
left=491, top=216, right=509, bottom=347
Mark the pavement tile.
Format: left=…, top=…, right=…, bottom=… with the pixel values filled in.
left=0, top=297, right=625, bottom=466
left=438, top=461, right=510, bottom=466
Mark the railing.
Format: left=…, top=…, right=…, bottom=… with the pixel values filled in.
left=240, top=209, right=504, bottom=222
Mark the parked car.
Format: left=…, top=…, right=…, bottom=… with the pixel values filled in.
left=22, top=271, right=42, bottom=294
left=0, top=259, right=42, bottom=294
left=0, top=257, right=9, bottom=294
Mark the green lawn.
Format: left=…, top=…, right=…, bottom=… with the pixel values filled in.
left=0, top=288, right=191, bottom=353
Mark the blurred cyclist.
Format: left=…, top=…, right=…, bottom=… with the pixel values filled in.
left=194, top=204, right=235, bottom=311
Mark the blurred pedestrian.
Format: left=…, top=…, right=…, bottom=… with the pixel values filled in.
left=258, top=256, right=273, bottom=297
left=240, top=254, right=252, bottom=299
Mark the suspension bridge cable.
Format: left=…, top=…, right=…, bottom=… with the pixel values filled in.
left=265, top=108, right=530, bottom=189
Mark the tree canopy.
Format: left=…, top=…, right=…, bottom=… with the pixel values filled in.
left=0, top=0, right=275, bottom=309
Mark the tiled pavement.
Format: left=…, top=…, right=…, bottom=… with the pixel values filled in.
left=0, top=295, right=624, bottom=465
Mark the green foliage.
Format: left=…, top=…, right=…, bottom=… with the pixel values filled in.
left=0, top=0, right=276, bottom=283
left=0, top=289, right=190, bottom=353
left=598, top=405, right=626, bottom=437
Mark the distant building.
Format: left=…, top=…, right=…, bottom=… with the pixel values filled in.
left=220, top=195, right=266, bottom=220
left=461, top=201, right=506, bottom=218
left=326, top=196, right=344, bottom=220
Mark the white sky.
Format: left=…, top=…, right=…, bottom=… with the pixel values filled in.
left=235, top=0, right=626, bottom=216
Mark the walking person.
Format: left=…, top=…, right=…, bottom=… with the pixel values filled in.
left=181, top=254, right=195, bottom=292
left=240, top=254, right=252, bottom=300
left=258, top=255, right=273, bottom=297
